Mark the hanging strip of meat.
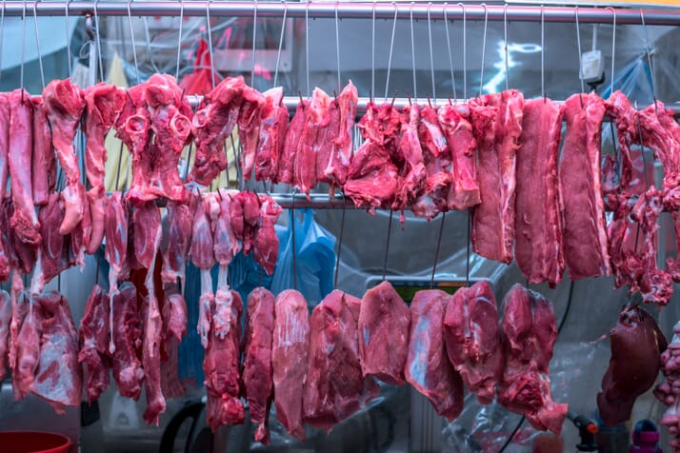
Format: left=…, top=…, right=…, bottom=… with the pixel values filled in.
left=243, top=288, right=276, bottom=445
left=344, top=141, right=399, bottom=213
left=36, top=194, right=67, bottom=291
left=8, top=89, right=40, bottom=246
left=84, top=83, right=125, bottom=253
left=0, top=93, right=10, bottom=202
left=272, top=289, right=310, bottom=440
left=42, top=79, right=86, bottom=234
left=405, top=289, right=464, bottom=421
left=190, top=77, right=245, bottom=185
left=78, top=285, right=112, bottom=404
left=0, top=290, right=11, bottom=381
left=112, top=281, right=144, bottom=400
left=255, top=87, right=288, bottom=183
left=325, top=80, right=358, bottom=189
left=315, top=96, right=342, bottom=185
left=295, top=88, right=331, bottom=198
left=655, top=320, right=680, bottom=452
left=31, top=96, right=55, bottom=207
left=161, top=192, right=197, bottom=287
left=559, top=93, right=611, bottom=280
left=12, top=291, right=40, bottom=400
left=393, top=104, right=427, bottom=217
left=498, top=284, right=567, bottom=434
left=278, top=100, right=308, bottom=185
left=239, top=86, right=265, bottom=180
left=254, top=195, right=283, bottom=275
left=514, top=98, right=565, bottom=287
left=105, top=192, right=128, bottom=354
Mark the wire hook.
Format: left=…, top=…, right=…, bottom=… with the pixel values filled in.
left=504, top=4, right=509, bottom=91
left=93, top=0, right=105, bottom=83
left=479, top=3, right=488, bottom=97
left=64, top=0, right=72, bottom=78
left=33, top=0, right=46, bottom=89
left=175, top=0, right=184, bottom=80
left=335, top=1, right=341, bottom=91
left=541, top=4, right=545, bottom=100
left=639, top=8, right=657, bottom=111
left=20, top=0, right=26, bottom=92
left=251, top=0, right=258, bottom=87
left=606, top=7, right=616, bottom=96
left=575, top=5, right=585, bottom=93
left=273, top=0, right=288, bottom=87
left=409, top=2, right=417, bottom=102
left=371, top=0, right=376, bottom=98
left=305, top=0, right=310, bottom=96
left=205, top=0, right=216, bottom=89
left=457, top=2, right=467, bottom=99
left=384, top=1, right=398, bottom=101
left=427, top=2, right=436, bottom=102
left=127, top=0, right=140, bottom=84
left=443, top=3, right=456, bottom=102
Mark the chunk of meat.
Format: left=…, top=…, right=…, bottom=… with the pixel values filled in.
left=272, top=290, right=310, bottom=440
left=324, top=81, right=358, bottom=188
left=239, top=86, right=265, bottom=180
left=498, top=284, right=567, bottom=434
left=469, top=91, right=524, bottom=263
left=243, top=288, right=276, bottom=445
left=560, top=93, right=611, bottom=280
left=405, top=289, right=464, bottom=421
left=38, top=194, right=67, bottom=288
left=254, top=195, right=283, bottom=275
left=161, top=194, right=197, bottom=286
left=255, top=87, right=288, bottom=182
left=514, top=98, right=565, bottom=287
left=608, top=194, right=643, bottom=290
left=231, top=191, right=259, bottom=256
left=105, top=192, right=128, bottom=353
left=31, top=96, right=55, bottom=206
left=32, top=291, right=82, bottom=414
left=0, top=94, right=10, bottom=203
left=278, top=101, right=308, bottom=185
left=358, top=281, right=410, bottom=385
left=0, top=290, right=11, bottom=381
left=191, top=195, right=218, bottom=347
left=112, top=282, right=144, bottom=400
left=295, top=88, right=331, bottom=197
left=13, top=293, right=40, bottom=400
left=42, top=79, right=85, bottom=234
left=344, top=141, right=398, bottom=213
left=438, top=104, right=481, bottom=211
left=213, top=190, right=241, bottom=267
left=599, top=304, right=667, bottom=426
left=78, top=285, right=111, bottom=404
left=8, top=89, right=40, bottom=246
left=160, top=292, right=188, bottom=399
left=393, top=104, right=427, bottom=215
left=204, top=289, right=245, bottom=430
left=304, top=290, right=378, bottom=430
left=84, top=83, right=126, bottom=253
left=655, top=320, right=680, bottom=452
left=315, top=97, right=342, bottom=185
left=443, top=280, right=503, bottom=404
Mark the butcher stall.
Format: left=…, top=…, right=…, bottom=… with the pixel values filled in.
left=1, top=1, right=680, bottom=452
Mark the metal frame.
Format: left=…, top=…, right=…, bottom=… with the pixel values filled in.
left=3, top=1, right=680, bottom=26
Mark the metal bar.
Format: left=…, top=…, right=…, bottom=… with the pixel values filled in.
left=4, top=1, right=680, bottom=26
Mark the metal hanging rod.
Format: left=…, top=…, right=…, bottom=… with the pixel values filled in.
left=4, top=1, right=680, bottom=26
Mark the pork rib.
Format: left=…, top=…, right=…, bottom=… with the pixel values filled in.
left=78, top=285, right=111, bottom=403
left=42, top=79, right=85, bottom=234
left=514, top=98, right=565, bottom=287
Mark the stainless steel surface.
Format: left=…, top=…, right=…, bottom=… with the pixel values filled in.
left=4, top=2, right=680, bottom=26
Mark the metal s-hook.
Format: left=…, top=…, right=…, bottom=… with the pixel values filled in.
left=64, top=0, right=73, bottom=78
left=371, top=0, right=376, bottom=98
left=33, top=0, right=45, bottom=89
left=0, top=2, right=5, bottom=85
left=541, top=4, right=545, bottom=100
left=20, top=0, right=27, bottom=92
left=335, top=1, right=341, bottom=91
left=251, top=0, right=258, bottom=87
left=427, top=2, right=435, bottom=101
left=607, top=6, right=616, bottom=96
left=93, top=0, right=105, bottom=83
left=409, top=2, right=417, bottom=102
left=504, top=4, right=509, bottom=91
left=640, top=8, right=657, bottom=111
left=575, top=5, right=585, bottom=93
left=457, top=2, right=467, bottom=99
left=175, top=0, right=184, bottom=80
left=384, top=1, right=398, bottom=101
left=206, top=0, right=216, bottom=89
left=127, top=0, right=140, bottom=84
left=305, top=0, right=310, bottom=96
left=479, top=3, right=488, bottom=97
left=443, top=3, right=456, bottom=102
left=273, top=0, right=287, bottom=87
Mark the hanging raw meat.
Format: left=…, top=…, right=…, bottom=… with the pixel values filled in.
left=204, top=289, right=245, bottom=430
left=243, top=288, right=276, bottom=445
left=438, top=103, right=481, bottom=211
left=255, top=87, right=288, bottom=182
left=161, top=193, right=197, bottom=287
left=84, top=83, right=126, bottom=253
left=31, top=96, right=55, bottom=207
left=36, top=194, right=68, bottom=290
left=358, top=281, right=410, bottom=385
left=559, top=93, right=611, bottom=280
left=254, top=194, right=283, bottom=275
left=239, top=85, right=265, bottom=180
left=112, top=281, right=144, bottom=400
left=295, top=88, right=331, bottom=197
left=79, top=284, right=112, bottom=404
left=105, top=192, right=129, bottom=353
left=272, top=289, right=310, bottom=440
left=498, top=284, right=567, bottom=434
left=278, top=100, right=308, bottom=185
left=324, top=80, right=358, bottom=189
left=314, top=94, right=342, bottom=186
left=0, top=93, right=9, bottom=203
left=393, top=104, right=427, bottom=217
left=514, top=98, right=565, bottom=287
left=405, top=289, right=464, bottom=421
left=469, top=90, right=524, bottom=263
left=32, top=291, right=82, bottom=414
left=443, top=280, right=503, bottom=405
left=230, top=191, right=259, bottom=256
left=344, top=141, right=398, bottom=213
left=599, top=304, right=667, bottom=426
left=12, top=292, right=40, bottom=400
left=0, top=290, right=11, bottom=381
left=160, top=292, right=188, bottom=399
left=42, top=79, right=86, bottom=234
left=656, top=320, right=680, bottom=452
left=190, top=76, right=245, bottom=185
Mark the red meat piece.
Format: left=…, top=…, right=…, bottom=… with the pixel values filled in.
left=112, top=282, right=144, bottom=400
left=78, top=284, right=112, bottom=403
left=255, top=87, right=288, bottom=182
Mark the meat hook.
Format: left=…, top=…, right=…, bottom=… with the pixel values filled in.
left=0, top=2, right=5, bottom=85
left=335, top=1, right=341, bottom=91
left=479, top=3, right=488, bottom=97
left=427, top=2, right=436, bottom=101
left=429, top=212, right=446, bottom=288
left=575, top=6, right=586, bottom=95
left=457, top=2, right=467, bottom=99
left=273, top=0, right=288, bottom=88
left=383, top=1, right=398, bottom=101
left=19, top=0, right=26, bottom=96
left=93, top=0, right=105, bottom=83
left=205, top=0, right=216, bottom=89
left=291, top=190, right=298, bottom=291
left=640, top=9, right=658, bottom=113
left=333, top=194, right=346, bottom=289
left=175, top=0, right=185, bottom=80
left=127, top=0, right=140, bottom=85
left=443, top=3, right=457, bottom=102
left=409, top=2, right=417, bottom=102
left=305, top=0, right=310, bottom=96
left=382, top=210, right=394, bottom=281
left=33, top=0, right=46, bottom=90
left=65, top=0, right=73, bottom=78
left=250, top=0, right=258, bottom=87
left=504, top=4, right=509, bottom=91
left=541, top=4, right=546, bottom=101
left=607, top=7, right=617, bottom=96
left=371, top=1, right=376, bottom=99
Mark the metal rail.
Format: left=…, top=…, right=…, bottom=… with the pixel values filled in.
left=3, top=1, right=680, bottom=26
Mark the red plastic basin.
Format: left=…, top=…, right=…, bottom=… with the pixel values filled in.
left=0, top=431, right=71, bottom=453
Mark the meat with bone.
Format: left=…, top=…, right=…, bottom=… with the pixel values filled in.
left=0, top=290, right=11, bottom=380
left=42, top=79, right=86, bottom=234
left=393, top=104, right=427, bottom=216
left=32, top=291, right=82, bottom=414
left=78, top=285, right=111, bottom=404
left=438, top=104, right=481, bottom=211
left=278, top=100, right=308, bottom=185
left=598, top=304, right=667, bottom=426
left=254, top=194, right=283, bottom=275
left=161, top=193, right=197, bottom=287
left=272, top=289, right=310, bottom=440
left=443, top=280, right=503, bottom=405
left=498, top=284, right=567, bottom=434
left=304, top=290, right=379, bottom=430
left=560, top=93, right=611, bottom=280
left=243, top=288, right=276, bottom=445
left=514, top=98, right=565, bottom=287
left=344, top=141, right=399, bottom=213
left=469, top=90, right=523, bottom=263
left=358, top=281, right=410, bottom=385
left=84, top=83, right=125, bottom=253
left=296, top=88, right=331, bottom=197
left=323, top=80, right=358, bottom=189
left=190, top=77, right=245, bottom=185
left=31, top=96, right=55, bottom=207
left=405, top=289, right=464, bottom=421
left=112, top=282, right=144, bottom=400
left=8, top=89, right=40, bottom=247
left=105, top=192, right=128, bottom=353
left=255, top=87, right=288, bottom=182
left=412, top=104, right=451, bottom=220
left=239, top=86, right=266, bottom=180
left=144, top=74, right=192, bottom=201
left=204, top=289, right=245, bottom=430
left=655, top=321, right=680, bottom=452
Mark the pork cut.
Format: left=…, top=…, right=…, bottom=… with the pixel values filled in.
left=112, top=281, right=144, bottom=400
left=31, top=96, right=55, bottom=207
left=324, top=81, right=358, bottom=189
left=160, top=292, right=188, bottom=399
left=278, top=101, right=307, bottom=185
left=358, top=281, right=410, bottom=385
left=12, top=292, right=40, bottom=400
left=161, top=193, right=197, bottom=287
left=296, top=88, right=331, bottom=197
left=598, top=304, right=667, bottom=426
left=255, top=87, right=288, bottom=182
left=253, top=194, right=283, bottom=275
left=79, top=284, right=112, bottom=403
left=272, top=289, right=310, bottom=440
left=37, top=194, right=68, bottom=289
left=393, top=104, right=427, bottom=215
left=344, top=141, right=398, bottom=213
left=405, top=289, right=464, bottom=421
left=655, top=320, right=680, bottom=452
left=314, top=94, right=342, bottom=186
left=443, top=281, right=503, bottom=404
left=560, top=93, right=611, bottom=280
left=514, top=98, right=565, bottom=287
left=42, top=79, right=86, bottom=234
left=105, top=192, right=129, bottom=353
left=239, top=86, right=265, bottom=180
left=0, top=290, right=11, bottom=381
left=498, top=284, right=567, bottom=434
left=243, top=288, right=276, bottom=445
left=469, top=90, right=524, bottom=263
